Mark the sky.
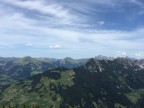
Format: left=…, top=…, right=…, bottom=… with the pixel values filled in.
left=0, top=0, right=144, bottom=59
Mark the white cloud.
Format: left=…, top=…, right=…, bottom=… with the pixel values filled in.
left=3, top=0, right=81, bottom=25
left=0, top=11, right=144, bottom=51
left=82, top=0, right=118, bottom=6
left=135, top=52, right=144, bottom=58
left=129, top=0, right=144, bottom=8
left=49, top=44, right=61, bottom=49
left=25, top=43, right=33, bottom=47
left=97, top=21, right=105, bottom=26
left=138, top=10, right=144, bottom=15
left=115, top=51, right=127, bottom=57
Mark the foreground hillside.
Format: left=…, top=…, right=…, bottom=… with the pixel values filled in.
left=1, top=58, right=144, bottom=108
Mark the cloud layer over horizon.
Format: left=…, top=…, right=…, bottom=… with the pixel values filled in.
left=0, top=0, right=144, bottom=58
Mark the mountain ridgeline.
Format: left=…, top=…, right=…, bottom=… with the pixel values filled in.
left=0, top=56, right=88, bottom=91
left=1, top=57, right=144, bottom=108
left=0, top=56, right=88, bottom=79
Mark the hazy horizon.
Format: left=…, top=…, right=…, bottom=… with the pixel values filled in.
left=0, top=55, right=143, bottom=60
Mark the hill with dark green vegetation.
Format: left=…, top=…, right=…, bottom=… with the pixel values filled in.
left=1, top=57, right=144, bottom=108
left=0, top=56, right=88, bottom=93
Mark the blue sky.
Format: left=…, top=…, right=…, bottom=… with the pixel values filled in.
left=0, top=0, right=144, bottom=58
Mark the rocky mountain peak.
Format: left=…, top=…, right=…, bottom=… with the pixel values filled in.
left=83, top=58, right=104, bottom=72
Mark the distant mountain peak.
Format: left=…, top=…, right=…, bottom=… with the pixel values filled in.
left=83, top=58, right=104, bottom=72
left=23, top=56, right=32, bottom=62
left=95, top=55, right=114, bottom=60
left=63, top=57, right=74, bottom=61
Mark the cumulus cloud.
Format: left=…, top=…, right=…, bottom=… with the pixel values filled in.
left=97, top=21, right=105, bottom=26
left=49, top=45, right=61, bottom=49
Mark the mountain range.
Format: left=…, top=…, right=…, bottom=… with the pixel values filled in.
left=0, top=56, right=88, bottom=92
left=0, top=56, right=144, bottom=108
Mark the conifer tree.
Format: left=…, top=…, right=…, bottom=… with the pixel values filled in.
left=23, top=103, right=27, bottom=108
left=2, top=104, right=5, bottom=108
left=32, top=104, right=39, bottom=108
